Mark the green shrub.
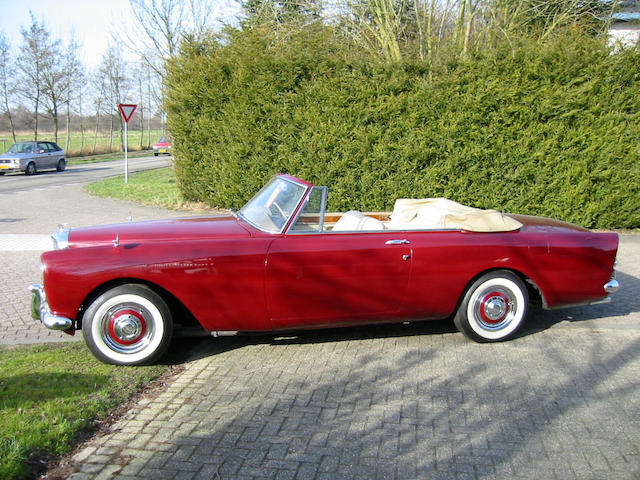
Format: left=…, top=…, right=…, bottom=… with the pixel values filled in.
left=165, top=27, right=640, bottom=229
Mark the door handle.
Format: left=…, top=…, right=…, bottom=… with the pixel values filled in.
left=385, top=239, right=411, bottom=245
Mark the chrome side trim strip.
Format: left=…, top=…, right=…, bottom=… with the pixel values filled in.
left=210, top=331, right=239, bottom=337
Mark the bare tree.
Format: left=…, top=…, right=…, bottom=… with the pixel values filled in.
left=124, top=0, right=217, bottom=75
left=144, top=58, right=158, bottom=146
left=240, top=0, right=323, bottom=25
left=91, top=76, right=106, bottom=154
left=0, top=33, right=16, bottom=142
left=40, top=40, right=65, bottom=142
left=16, top=12, right=57, bottom=140
left=116, top=0, right=222, bottom=134
left=97, top=45, right=130, bottom=152
left=339, top=0, right=406, bottom=62
left=63, top=34, right=83, bottom=151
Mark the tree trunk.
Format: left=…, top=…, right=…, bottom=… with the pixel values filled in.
left=79, top=89, right=84, bottom=151
left=139, top=103, right=144, bottom=149
left=109, top=113, right=114, bottom=152
left=34, top=90, right=40, bottom=140
left=93, top=112, right=100, bottom=154
left=65, top=84, right=71, bottom=152
left=53, top=104, right=59, bottom=143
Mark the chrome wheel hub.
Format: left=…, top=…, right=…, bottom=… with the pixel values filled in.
left=112, top=312, right=144, bottom=342
left=483, top=295, right=507, bottom=322
left=475, top=290, right=514, bottom=329
left=103, top=307, right=150, bottom=351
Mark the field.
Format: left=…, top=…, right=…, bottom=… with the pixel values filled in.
left=0, top=130, right=166, bottom=158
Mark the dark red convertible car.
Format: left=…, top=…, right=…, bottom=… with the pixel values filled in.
left=30, top=174, right=619, bottom=365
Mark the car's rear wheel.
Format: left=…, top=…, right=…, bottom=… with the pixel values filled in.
left=82, top=284, right=173, bottom=365
left=25, top=162, right=36, bottom=175
left=56, top=159, right=66, bottom=172
left=154, top=152, right=158, bottom=156
left=453, top=270, right=529, bottom=342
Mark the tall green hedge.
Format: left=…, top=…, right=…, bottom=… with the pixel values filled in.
left=165, top=27, right=640, bottom=229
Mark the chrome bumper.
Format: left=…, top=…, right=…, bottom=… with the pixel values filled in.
left=28, top=283, right=73, bottom=330
left=604, top=278, right=619, bottom=294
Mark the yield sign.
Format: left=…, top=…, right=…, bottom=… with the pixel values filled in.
left=118, top=104, right=137, bottom=123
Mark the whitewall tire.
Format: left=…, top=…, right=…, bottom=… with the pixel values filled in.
left=454, top=271, right=529, bottom=342
left=82, top=284, right=173, bottom=365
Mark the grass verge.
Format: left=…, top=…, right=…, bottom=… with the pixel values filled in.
left=0, top=342, right=168, bottom=480
left=85, top=167, right=183, bottom=209
left=85, top=167, right=222, bottom=212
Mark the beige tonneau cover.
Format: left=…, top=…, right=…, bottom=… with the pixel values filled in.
left=388, top=198, right=522, bottom=232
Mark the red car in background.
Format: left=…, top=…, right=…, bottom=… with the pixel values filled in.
left=152, top=136, right=172, bottom=156
left=29, top=174, right=619, bottom=365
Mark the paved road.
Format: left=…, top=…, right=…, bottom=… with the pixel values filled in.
left=1, top=181, right=639, bottom=480
left=0, top=155, right=171, bottom=194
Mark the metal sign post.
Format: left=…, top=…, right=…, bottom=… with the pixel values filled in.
left=118, top=104, right=137, bottom=184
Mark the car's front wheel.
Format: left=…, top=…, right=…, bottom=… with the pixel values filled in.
left=82, top=284, right=173, bottom=365
left=25, top=162, right=36, bottom=175
left=56, top=159, right=66, bottom=172
left=453, top=270, right=529, bottom=342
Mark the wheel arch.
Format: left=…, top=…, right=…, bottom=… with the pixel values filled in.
left=456, top=267, right=546, bottom=312
left=76, top=277, right=199, bottom=330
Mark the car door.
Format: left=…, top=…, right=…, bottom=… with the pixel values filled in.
left=46, top=143, right=59, bottom=168
left=265, top=232, right=412, bottom=329
left=36, top=142, right=52, bottom=169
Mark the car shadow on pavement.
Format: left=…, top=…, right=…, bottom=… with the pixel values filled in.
left=164, top=320, right=460, bottom=366
left=93, top=322, right=640, bottom=480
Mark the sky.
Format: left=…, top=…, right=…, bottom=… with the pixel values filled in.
left=0, top=0, right=240, bottom=68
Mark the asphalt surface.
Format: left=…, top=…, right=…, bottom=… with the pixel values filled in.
left=0, top=155, right=172, bottom=194
left=1, top=179, right=639, bottom=480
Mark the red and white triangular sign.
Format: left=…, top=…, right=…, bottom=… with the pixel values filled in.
left=118, top=104, right=137, bottom=123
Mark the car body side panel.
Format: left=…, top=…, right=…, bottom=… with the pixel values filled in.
left=403, top=230, right=532, bottom=318
left=516, top=230, right=618, bottom=307
left=42, top=237, right=274, bottom=331
left=405, top=226, right=618, bottom=314
left=265, top=232, right=411, bottom=328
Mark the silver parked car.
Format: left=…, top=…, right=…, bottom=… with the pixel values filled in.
left=0, top=141, right=66, bottom=175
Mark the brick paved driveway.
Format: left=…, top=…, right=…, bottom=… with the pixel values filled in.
left=67, top=326, right=640, bottom=480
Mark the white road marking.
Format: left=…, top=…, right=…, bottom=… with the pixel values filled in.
left=0, top=234, right=52, bottom=251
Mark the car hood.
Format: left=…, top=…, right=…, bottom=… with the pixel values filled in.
left=66, top=215, right=251, bottom=248
left=0, top=152, right=30, bottom=159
